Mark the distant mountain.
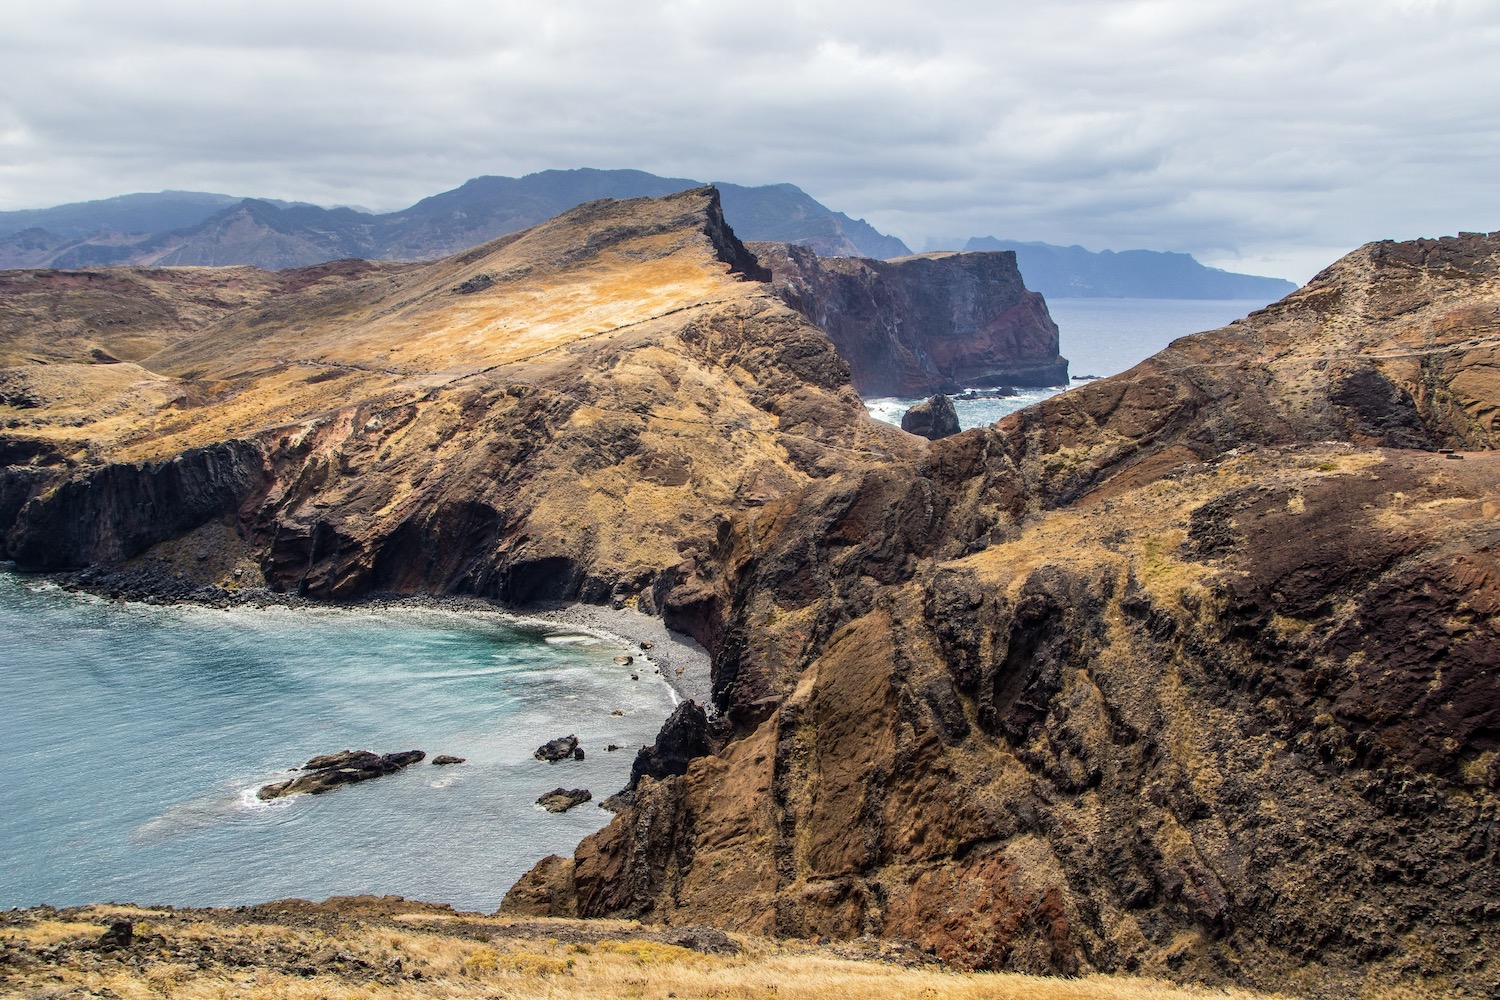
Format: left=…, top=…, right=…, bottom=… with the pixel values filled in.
left=0, top=191, right=293, bottom=241
left=964, top=237, right=1298, bottom=299
left=0, top=169, right=911, bottom=270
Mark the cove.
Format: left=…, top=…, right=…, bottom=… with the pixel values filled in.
left=0, top=571, right=676, bottom=912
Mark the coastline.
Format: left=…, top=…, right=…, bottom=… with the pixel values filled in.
left=25, top=564, right=714, bottom=710
left=502, top=600, right=713, bottom=708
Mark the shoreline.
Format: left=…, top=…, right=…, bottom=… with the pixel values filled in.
left=8, top=565, right=713, bottom=709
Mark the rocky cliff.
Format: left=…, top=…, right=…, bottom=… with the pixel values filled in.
left=752, top=243, right=1067, bottom=396
left=4, top=199, right=1499, bottom=996
left=508, top=232, right=1500, bottom=997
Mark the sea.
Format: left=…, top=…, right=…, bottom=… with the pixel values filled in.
left=1, top=296, right=1274, bottom=914
left=0, top=573, right=676, bottom=912
left=866, top=298, right=1272, bottom=429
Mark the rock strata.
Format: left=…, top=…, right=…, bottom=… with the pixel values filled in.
left=257, top=750, right=425, bottom=800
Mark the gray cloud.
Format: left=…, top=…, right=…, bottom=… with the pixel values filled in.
left=2, top=0, right=1496, bottom=280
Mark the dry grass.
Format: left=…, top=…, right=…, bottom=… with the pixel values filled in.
left=0, top=905, right=1296, bottom=1000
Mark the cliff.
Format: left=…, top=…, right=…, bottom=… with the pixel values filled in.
left=508, top=232, right=1500, bottom=996
left=4, top=201, right=1499, bottom=996
left=752, top=243, right=1068, bottom=396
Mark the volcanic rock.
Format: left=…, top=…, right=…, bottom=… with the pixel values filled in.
left=431, top=755, right=465, bottom=766
left=508, top=231, right=1500, bottom=996
left=899, top=394, right=961, bottom=440
left=257, top=749, right=426, bottom=800
left=537, top=788, right=593, bottom=813
left=534, top=736, right=584, bottom=763
left=629, top=700, right=712, bottom=788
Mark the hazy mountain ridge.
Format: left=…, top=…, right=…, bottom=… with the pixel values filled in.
left=0, top=169, right=912, bottom=270
left=964, top=236, right=1297, bottom=299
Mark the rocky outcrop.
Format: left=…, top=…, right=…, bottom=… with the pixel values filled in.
left=628, top=700, right=712, bottom=788
left=257, top=750, right=426, bottom=800
left=899, top=394, right=961, bottom=440
left=537, top=788, right=593, bottom=813
left=534, top=736, right=585, bottom=763
left=751, top=243, right=1068, bottom=396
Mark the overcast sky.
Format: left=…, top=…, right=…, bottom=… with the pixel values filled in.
left=2, top=0, right=1496, bottom=281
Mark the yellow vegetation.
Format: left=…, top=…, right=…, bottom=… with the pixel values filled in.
left=0, top=906, right=1296, bottom=1000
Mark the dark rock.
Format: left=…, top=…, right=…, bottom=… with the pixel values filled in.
left=537, top=787, right=592, bottom=813
left=534, top=735, right=584, bottom=762
left=96, top=921, right=132, bottom=951
left=452, top=273, right=493, bottom=294
left=900, top=395, right=961, bottom=440
left=256, top=749, right=426, bottom=799
left=630, top=700, right=711, bottom=788
left=431, top=755, right=465, bottom=766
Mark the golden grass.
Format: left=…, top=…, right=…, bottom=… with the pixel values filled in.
left=0, top=907, right=1291, bottom=1000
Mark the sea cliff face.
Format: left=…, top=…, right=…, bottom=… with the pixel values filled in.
left=4, top=199, right=1498, bottom=995
left=508, top=232, right=1500, bottom=995
left=752, top=243, right=1068, bottom=396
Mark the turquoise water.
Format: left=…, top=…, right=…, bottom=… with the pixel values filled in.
left=0, top=571, right=676, bottom=912
left=867, top=297, right=1274, bottom=430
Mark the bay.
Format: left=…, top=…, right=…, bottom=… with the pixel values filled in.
left=0, top=571, right=676, bottom=912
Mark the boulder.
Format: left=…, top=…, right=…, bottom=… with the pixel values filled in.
left=534, top=735, right=584, bottom=762
left=536, top=787, right=592, bottom=813
left=431, top=755, right=466, bottom=766
left=900, top=394, right=961, bottom=440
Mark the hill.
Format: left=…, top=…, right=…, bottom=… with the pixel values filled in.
left=964, top=237, right=1298, bottom=299
left=0, top=169, right=911, bottom=270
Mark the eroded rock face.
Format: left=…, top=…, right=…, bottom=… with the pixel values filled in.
left=530, top=232, right=1500, bottom=995
left=751, top=243, right=1068, bottom=396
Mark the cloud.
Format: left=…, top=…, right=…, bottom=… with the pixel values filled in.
left=1, top=0, right=1496, bottom=280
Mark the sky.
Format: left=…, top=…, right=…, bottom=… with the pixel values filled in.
left=1, top=0, right=1496, bottom=282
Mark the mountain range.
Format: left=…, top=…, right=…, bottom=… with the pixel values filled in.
left=2, top=170, right=1293, bottom=299
left=0, top=169, right=909, bottom=270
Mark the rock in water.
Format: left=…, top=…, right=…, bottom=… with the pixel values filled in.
left=256, top=749, right=426, bottom=800
left=431, top=755, right=466, bottom=766
left=900, top=394, right=961, bottom=440
left=536, top=787, right=592, bottom=813
left=630, top=700, right=712, bottom=787
left=534, top=735, right=584, bottom=762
